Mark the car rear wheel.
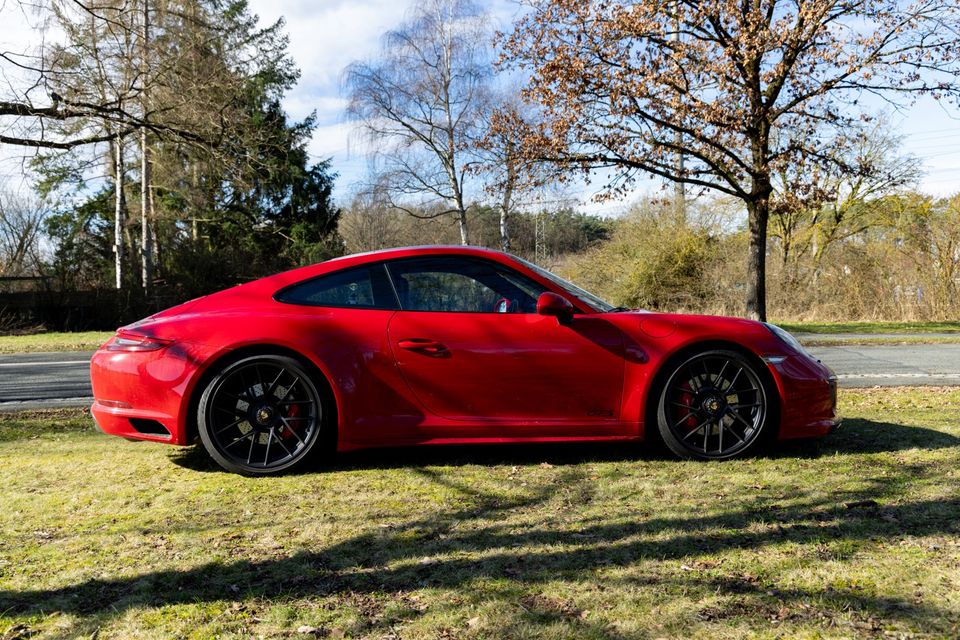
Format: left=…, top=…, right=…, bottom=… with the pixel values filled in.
left=655, top=349, right=772, bottom=460
left=197, top=355, right=329, bottom=475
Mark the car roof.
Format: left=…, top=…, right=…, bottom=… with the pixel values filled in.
left=323, top=245, right=510, bottom=265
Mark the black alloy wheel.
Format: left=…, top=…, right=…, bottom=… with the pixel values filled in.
left=197, top=355, right=328, bottom=475
left=656, top=349, right=772, bottom=460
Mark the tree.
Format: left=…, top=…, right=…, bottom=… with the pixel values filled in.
left=500, top=0, right=960, bottom=320
left=0, top=188, right=46, bottom=277
left=770, top=118, right=922, bottom=271
left=29, top=0, right=342, bottom=297
left=480, top=92, right=552, bottom=252
left=344, top=0, right=491, bottom=245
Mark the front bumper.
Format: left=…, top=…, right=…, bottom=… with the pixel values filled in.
left=769, top=356, right=840, bottom=440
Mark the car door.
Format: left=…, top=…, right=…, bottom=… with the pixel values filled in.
left=385, top=256, right=626, bottom=427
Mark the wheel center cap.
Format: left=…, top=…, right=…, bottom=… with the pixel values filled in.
left=255, top=405, right=275, bottom=425
left=702, top=395, right=725, bottom=416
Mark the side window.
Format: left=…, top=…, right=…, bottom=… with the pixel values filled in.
left=275, top=264, right=398, bottom=309
left=386, top=257, right=548, bottom=313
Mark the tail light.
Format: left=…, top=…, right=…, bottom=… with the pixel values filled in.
left=104, top=332, right=173, bottom=352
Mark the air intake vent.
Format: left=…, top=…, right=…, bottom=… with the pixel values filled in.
left=129, top=418, right=170, bottom=436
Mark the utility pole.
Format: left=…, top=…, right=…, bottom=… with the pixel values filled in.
left=535, top=211, right=546, bottom=264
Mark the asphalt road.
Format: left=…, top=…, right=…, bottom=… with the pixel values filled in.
left=1, top=343, right=960, bottom=410
left=0, top=351, right=94, bottom=410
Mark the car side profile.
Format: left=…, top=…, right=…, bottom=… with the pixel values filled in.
left=90, top=246, right=838, bottom=475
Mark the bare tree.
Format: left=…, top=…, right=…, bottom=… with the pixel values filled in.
left=501, top=0, right=960, bottom=320
left=481, top=92, right=555, bottom=252
left=344, top=0, right=491, bottom=245
left=771, top=118, right=923, bottom=269
left=0, top=187, right=46, bottom=276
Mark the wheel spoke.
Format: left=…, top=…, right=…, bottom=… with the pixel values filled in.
left=271, top=429, right=294, bottom=458
left=277, top=376, right=300, bottom=401
left=724, top=416, right=746, bottom=445
left=689, top=370, right=702, bottom=392
left=717, top=419, right=724, bottom=452
left=263, top=427, right=273, bottom=466
left=671, top=412, right=695, bottom=430
left=682, top=417, right=712, bottom=441
left=246, top=433, right=257, bottom=463
left=216, top=406, right=245, bottom=419
left=726, top=407, right=756, bottom=432
left=715, top=360, right=729, bottom=385
left=255, top=365, right=267, bottom=397
left=729, top=401, right=761, bottom=409
left=723, top=367, right=743, bottom=393
left=266, top=368, right=285, bottom=398
left=215, top=416, right=246, bottom=436
left=671, top=401, right=696, bottom=410
left=281, top=416, right=306, bottom=446
left=223, top=430, right=254, bottom=449
left=238, top=369, right=252, bottom=398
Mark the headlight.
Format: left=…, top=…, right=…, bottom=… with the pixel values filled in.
left=763, top=323, right=807, bottom=356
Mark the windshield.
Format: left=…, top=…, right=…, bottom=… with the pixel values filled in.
left=512, top=256, right=616, bottom=313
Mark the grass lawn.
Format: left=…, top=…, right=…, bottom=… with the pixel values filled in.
left=0, top=331, right=113, bottom=354
left=1, top=390, right=959, bottom=639
left=778, top=320, right=960, bottom=335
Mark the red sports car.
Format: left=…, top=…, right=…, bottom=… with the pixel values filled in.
left=90, top=246, right=838, bottom=475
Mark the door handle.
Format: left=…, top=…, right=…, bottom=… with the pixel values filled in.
left=397, top=338, right=448, bottom=355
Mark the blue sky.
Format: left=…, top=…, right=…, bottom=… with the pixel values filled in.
left=2, top=0, right=958, bottom=211
left=247, top=0, right=960, bottom=213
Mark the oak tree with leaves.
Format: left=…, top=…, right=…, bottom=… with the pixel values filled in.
left=500, top=0, right=960, bottom=320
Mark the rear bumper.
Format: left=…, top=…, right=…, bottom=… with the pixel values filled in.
left=89, top=340, right=213, bottom=445
left=91, top=400, right=179, bottom=443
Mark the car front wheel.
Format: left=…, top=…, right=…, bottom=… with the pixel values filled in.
left=655, top=349, right=773, bottom=460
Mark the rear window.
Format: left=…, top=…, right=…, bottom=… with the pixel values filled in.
left=275, top=264, right=398, bottom=309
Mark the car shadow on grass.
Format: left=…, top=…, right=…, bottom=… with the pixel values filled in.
left=4, top=418, right=959, bottom=637
left=2, top=484, right=958, bottom=635
left=167, top=417, right=960, bottom=473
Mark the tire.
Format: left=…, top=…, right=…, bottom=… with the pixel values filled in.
left=654, top=349, right=774, bottom=460
left=197, top=354, right=331, bottom=475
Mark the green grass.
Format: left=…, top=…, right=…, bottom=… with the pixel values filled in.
left=778, top=320, right=960, bottom=335
left=800, top=335, right=960, bottom=347
left=2, top=390, right=960, bottom=639
left=0, top=331, right=113, bottom=354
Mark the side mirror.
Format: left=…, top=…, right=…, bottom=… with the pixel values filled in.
left=536, top=292, right=574, bottom=326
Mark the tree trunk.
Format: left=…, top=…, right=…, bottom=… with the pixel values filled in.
left=745, top=197, right=769, bottom=321
left=500, top=156, right=515, bottom=252
left=141, top=128, right=153, bottom=293
left=113, top=136, right=125, bottom=290
left=140, top=0, right=153, bottom=294
left=457, top=207, right=470, bottom=246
